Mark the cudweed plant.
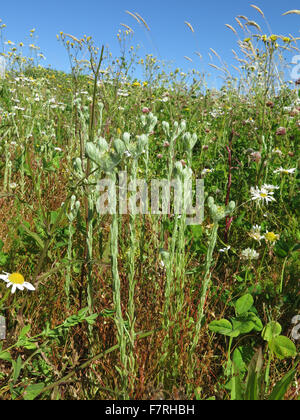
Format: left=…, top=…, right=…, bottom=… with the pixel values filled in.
left=190, top=197, right=236, bottom=359
left=65, top=195, right=80, bottom=307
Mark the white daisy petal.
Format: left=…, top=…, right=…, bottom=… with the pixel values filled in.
left=11, top=284, right=17, bottom=294
left=24, top=282, right=35, bottom=291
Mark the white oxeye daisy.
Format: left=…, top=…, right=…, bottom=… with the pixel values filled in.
left=0, top=272, right=35, bottom=294
left=250, top=186, right=276, bottom=205
left=273, top=167, right=296, bottom=175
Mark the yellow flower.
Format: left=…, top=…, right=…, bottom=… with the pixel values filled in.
left=0, top=272, right=35, bottom=294
left=132, top=81, right=141, bottom=87
left=270, top=35, right=278, bottom=42
left=264, top=231, right=279, bottom=243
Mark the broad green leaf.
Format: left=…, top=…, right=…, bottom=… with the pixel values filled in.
left=0, top=350, right=12, bottom=362
left=244, top=348, right=264, bottom=401
left=19, top=325, right=31, bottom=338
left=262, top=322, right=282, bottom=342
left=232, top=347, right=247, bottom=373
left=12, top=356, right=22, bottom=384
left=268, top=368, right=297, bottom=400
left=269, top=336, right=297, bottom=360
left=235, top=294, right=254, bottom=315
left=208, top=319, right=234, bottom=336
left=231, top=362, right=244, bottom=400
left=23, top=383, right=45, bottom=400
left=231, top=316, right=255, bottom=334
left=247, top=313, right=263, bottom=332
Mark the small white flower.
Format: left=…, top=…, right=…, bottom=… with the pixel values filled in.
left=272, top=148, right=283, bottom=156
left=248, top=225, right=264, bottom=243
left=273, top=167, right=296, bottom=175
left=201, top=168, right=214, bottom=177
left=250, top=186, right=276, bottom=205
left=117, top=89, right=129, bottom=97
left=262, top=184, right=279, bottom=191
left=0, top=272, right=35, bottom=294
left=219, top=246, right=231, bottom=253
left=241, top=248, right=259, bottom=260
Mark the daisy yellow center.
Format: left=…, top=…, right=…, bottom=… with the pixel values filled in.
left=260, top=192, right=268, bottom=198
left=8, top=273, right=25, bottom=285
left=265, top=232, right=278, bottom=242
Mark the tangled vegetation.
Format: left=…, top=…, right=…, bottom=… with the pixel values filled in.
left=0, top=6, right=299, bottom=400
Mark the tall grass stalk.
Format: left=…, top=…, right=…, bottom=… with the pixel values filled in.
left=65, top=195, right=80, bottom=307
left=127, top=157, right=138, bottom=393
left=110, top=169, right=128, bottom=398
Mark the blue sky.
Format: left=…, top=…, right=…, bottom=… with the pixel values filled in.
left=0, top=0, right=299, bottom=86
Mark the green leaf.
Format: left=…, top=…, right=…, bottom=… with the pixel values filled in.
left=232, top=347, right=247, bottom=373
left=235, top=294, right=254, bottom=315
left=20, top=223, right=45, bottom=250
left=244, top=348, right=264, bottom=401
left=12, top=356, right=22, bottom=384
left=19, top=325, right=31, bottom=338
left=209, top=319, right=237, bottom=336
left=0, top=349, right=12, bottom=361
left=247, top=313, right=263, bottom=332
left=268, top=368, right=297, bottom=401
left=269, top=336, right=297, bottom=360
left=231, top=361, right=244, bottom=400
left=262, top=322, right=282, bottom=342
left=23, top=383, right=45, bottom=400
left=231, top=316, right=255, bottom=334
